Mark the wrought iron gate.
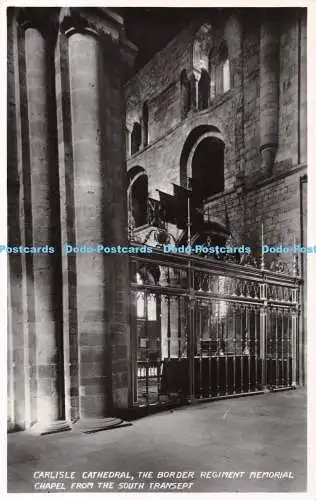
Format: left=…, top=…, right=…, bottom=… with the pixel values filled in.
left=130, top=249, right=300, bottom=407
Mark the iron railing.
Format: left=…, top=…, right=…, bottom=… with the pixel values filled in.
left=130, top=246, right=301, bottom=407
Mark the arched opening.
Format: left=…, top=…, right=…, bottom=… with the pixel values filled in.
left=210, top=64, right=216, bottom=101
left=209, top=42, right=231, bottom=99
left=178, top=127, right=225, bottom=242
left=191, top=136, right=224, bottom=200
left=208, top=48, right=216, bottom=101
left=198, top=69, right=210, bottom=110
left=222, top=58, right=230, bottom=93
left=128, top=169, right=148, bottom=228
left=131, top=122, right=142, bottom=155
left=142, top=102, right=149, bottom=147
left=218, top=42, right=230, bottom=95
left=180, top=69, right=191, bottom=118
left=193, top=23, right=213, bottom=74
left=179, top=125, right=224, bottom=184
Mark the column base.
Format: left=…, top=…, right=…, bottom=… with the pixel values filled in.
left=29, top=420, right=72, bottom=436
left=72, top=417, right=131, bottom=434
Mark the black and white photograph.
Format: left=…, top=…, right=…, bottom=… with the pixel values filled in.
left=5, top=3, right=311, bottom=495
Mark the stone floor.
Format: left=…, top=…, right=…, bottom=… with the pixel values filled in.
left=7, top=389, right=307, bottom=493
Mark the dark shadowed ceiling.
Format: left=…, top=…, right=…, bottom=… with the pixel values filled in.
left=115, top=7, right=217, bottom=73
left=116, top=7, right=297, bottom=75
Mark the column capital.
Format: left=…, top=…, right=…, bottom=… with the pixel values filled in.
left=58, top=8, right=137, bottom=76
left=188, top=70, right=200, bottom=111
left=16, top=7, right=60, bottom=43
left=126, top=121, right=133, bottom=134
left=189, top=68, right=201, bottom=82
left=59, top=7, right=121, bottom=38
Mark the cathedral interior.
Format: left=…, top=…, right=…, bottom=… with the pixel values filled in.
left=7, top=7, right=307, bottom=432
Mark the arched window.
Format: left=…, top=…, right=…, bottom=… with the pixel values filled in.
left=222, top=58, right=230, bottom=93
left=131, top=122, right=142, bottom=155
left=137, top=291, right=145, bottom=318
left=218, top=42, right=230, bottom=95
left=128, top=168, right=148, bottom=227
left=147, top=295, right=157, bottom=321
left=208, top=48, right=216, bottom=101
left=210, top=63, right=216, bottom=101
left=180, top=69, right=191, bottom=118
left=191, top=136, right=225, bottom=200
left=136, top=291, right=157, bottom=320
left=198, top=70, right=210, bottom=110
left=142, top=102, right=149, bottom=147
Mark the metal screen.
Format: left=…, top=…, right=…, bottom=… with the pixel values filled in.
left=130, top=249, right=300, bottom=407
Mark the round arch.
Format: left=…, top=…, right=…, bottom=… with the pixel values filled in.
left=180, top=125, right=225, bottom=194
left=127, top=165, right=147, bottom=194
left=127, top=166, right=148, bottom=227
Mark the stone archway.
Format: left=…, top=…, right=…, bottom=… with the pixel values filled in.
left=180, top=125, right=225, bottom=199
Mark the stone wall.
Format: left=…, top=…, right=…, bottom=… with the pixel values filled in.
left=204, top=168, right=304, bottom=253
left=126, top=24, right=195, bottom=135
left=126, top=8, right=307, bottom=250
left=126, top=7, right=307, bottom=387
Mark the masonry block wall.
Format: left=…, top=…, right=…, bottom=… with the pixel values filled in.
left=7, top=7, right=136, bottom=430
left=126, top=8, right=307, bottom=253
left=126, top=25, right=195, bottom=142
left=126, top=7, right=307, bottom=386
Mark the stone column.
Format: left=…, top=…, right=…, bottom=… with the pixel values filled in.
left=299, top=10, right=307, bottom=165
left=55, top=23, right=79, bottom=423
left=101, top=30, right=137, bottom=413
left=7, top=7, right=68, bottom=434
left=7, top=8, right=29, bottom=431
left=259, top=13, right=280, bottom=174
left=68, top=31, right=110, bottom=418
left=189, top=70, right=200, bottom=111
left=57, top=8, right=137, bottom=422
left=24, top=26, right=66, bottom=431
left=126, top=123, right=133, bottom=158
left=224, top=14, right=244, bottom=174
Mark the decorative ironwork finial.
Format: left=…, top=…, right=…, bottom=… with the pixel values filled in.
left=261, top=223, right=265, bottom=271
left=292, top=250, right=299, bottom=277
